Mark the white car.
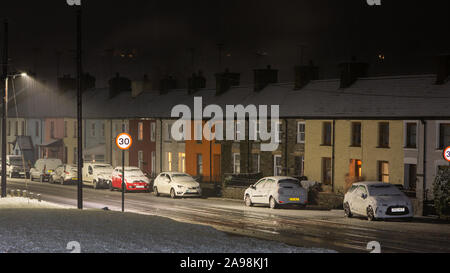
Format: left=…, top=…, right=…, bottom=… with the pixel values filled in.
left=244, top=176, right=308, bottom=209
left=343, top=182, right=414, bottom=221
left=30, top=158, right=63, bottom=182
left=83, top=163, right=114, bottom=189
left=50, top=164, right=78, bottom=185
left=153, top=172, right=202, bottom=198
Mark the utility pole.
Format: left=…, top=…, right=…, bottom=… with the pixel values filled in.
left=1, top=19, right=8, bottom=198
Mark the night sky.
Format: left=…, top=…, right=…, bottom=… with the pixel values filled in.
left=1, top=0, right=450, bottom=88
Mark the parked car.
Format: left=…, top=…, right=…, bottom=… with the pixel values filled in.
left=5, top=155, right=30, bottom=178
left=343, top=182, right=414, bottom=221
left=244, top=176, right=308, bottom=209
left=83, top=163, right=114, bottom=189
left=50, top=164, right=78, bottom=185
left=153, top=172, right=202, bottom=198
left=30, top=158, right=63, bottom=182
left=111, top=167, right=150, bottom=192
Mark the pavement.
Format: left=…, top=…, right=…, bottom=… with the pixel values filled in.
left=3, top=178, right=450, bottom=253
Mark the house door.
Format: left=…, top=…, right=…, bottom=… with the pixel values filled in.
left=213, top=155, right=221, bottom=182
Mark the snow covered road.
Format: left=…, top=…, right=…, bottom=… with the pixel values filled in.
left=3, top=179, right=450, bottom=253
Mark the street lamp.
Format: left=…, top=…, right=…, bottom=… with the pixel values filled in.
left=1, top=72, right=28, bottom=198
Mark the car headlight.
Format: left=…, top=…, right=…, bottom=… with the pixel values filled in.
left=177, top=185, right=184, bottom=189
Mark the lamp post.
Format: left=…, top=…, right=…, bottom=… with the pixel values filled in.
left=66, top=0, right=83, bottom=209
left=1, top=19, right=8, bottom=198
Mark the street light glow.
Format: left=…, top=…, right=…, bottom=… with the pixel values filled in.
left=20, top=72, right=27, bottom=77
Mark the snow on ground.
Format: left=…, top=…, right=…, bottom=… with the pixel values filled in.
left=0, top=197, right=335, bottom=253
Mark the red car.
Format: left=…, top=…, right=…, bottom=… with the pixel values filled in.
left=111, top=167, right=150, bottom=192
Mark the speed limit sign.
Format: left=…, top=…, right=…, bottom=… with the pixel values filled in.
left=444, top=146, right=450, bottom=162
left=116, top=133, right=133, bottom=150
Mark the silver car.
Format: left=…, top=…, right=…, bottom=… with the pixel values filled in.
left=344, top=182, right=414, bottom=221
left=244, top=176, right=308, bottom=209
left=50, top=164, right=78, bottom=185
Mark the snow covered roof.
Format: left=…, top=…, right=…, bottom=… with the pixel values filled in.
left=6, top=74, right=450, bottom=119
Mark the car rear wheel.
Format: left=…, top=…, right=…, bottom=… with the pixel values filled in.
left=60, top=178, right=65, bottom=185
left=344, top=202, right=353, bottom=218
left=49, top=176, right=54, bottom=184
left=367, top=206, right=376, bottom=221
left=269, top=197, right=278, bottom=209
left=245, top=195, right=253, bottom=207
left=170, top=188, right=177, bottom=199
left=39, top=175, right=44, bottom=183
left=93, top=180, right=98, bottom=190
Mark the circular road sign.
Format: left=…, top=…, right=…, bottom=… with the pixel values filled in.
left=444, top=146, right=450, bottom=162
left=116, top=133, right=133, bottom=150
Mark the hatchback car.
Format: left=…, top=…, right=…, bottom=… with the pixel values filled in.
left=244, top=176, right=308, bottom=209
left=111, top=167, right=150, bottom=192
left=344, top=182, right=414, bottom=221
left=50, top=164, right=78, bottom=185
left=30, top=158, right=63, bottom=182
left=153, top=172, right=202, bottom=198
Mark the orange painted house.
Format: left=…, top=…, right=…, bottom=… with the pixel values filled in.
left=185, top=121, right=221, bottom=182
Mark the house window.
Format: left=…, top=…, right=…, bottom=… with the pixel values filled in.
left=234, top=121, right=243, bottom=141
left=179, top=153, right=186, bottom=173
left=439, top=123, right=450, bottom=149
left=166, top=123, right=172, bottom=141
left=274, top=155, right=283, bottom=176
left=233, top=153, right=240, bottom=174
left=406, top=123, right=417, bottom=148
left=322, top=122, right=332, bottom=146
left=64, top=121, right=68, bottom=138
left=251, top=153, right=260, bottom=173
left=91, top=123, right=96, bottom=137
left=7, top=121, right=10, bottom=136
left=322, top=157, right=332, bottom=185
left=277, top=121, right=283, bottom=143
left=351, top=122, right=361, bottom=147
left=378, top=161, right=390, bottom=183
left=50, top=121, right=55, bottom=139
left=101, top=123, right=105, bottom=137
left=138, top=151, right=144, bottom=170
left=197, top=154, right=203, bottom=175
left=64, top=146, right=68, bottom=164
left=138, top=122, right=144, bottom=141
left=297, top=122, right=305, bottom=144
left=167, top=152, right=172, bottom=172
left=295, top=156, right=305, bottom=177
left=378, top=122, right=390, bottom=148
left=73, top=121, right=77, bottom=138
left=150, top=122, right=156, bottom=142
left=15, top=121, right=18, bottom=136
left=35, top=121, right=39, bottom=137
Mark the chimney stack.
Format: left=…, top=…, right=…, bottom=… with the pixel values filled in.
left=108, top=73, right=131, bottom=98
left=294, top=61, right=319, bottom=89
left=436, top=54, right=450, bottom=85
left=58, top=73, right=95, bottom=93
left=131, top=74, right=152, bottom=98
left=339, top=58, right=369, bottom=88
left=254, top=65, right=278, bottom=92
left=215, top=69, right=240, bottom=96
left=188, top=70, right=207, bottom=94
left=160, top=75, right=177, bottom=94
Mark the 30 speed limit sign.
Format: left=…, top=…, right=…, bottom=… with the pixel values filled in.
left=116, top=133, right=133, bottom=150
left=444, top=146, right=450, bottom=162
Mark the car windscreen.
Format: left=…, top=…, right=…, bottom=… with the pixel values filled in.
left=94, top=165, right=113, bottom=172
left=278, top=179, right=300, bottom=188
left=126, top=170, right=144, bottom=177
left=9, top=158, right=24, bottom=166
left=172, top=174, right=191, bottom=178
left=368, top=185, right=402, bottom=196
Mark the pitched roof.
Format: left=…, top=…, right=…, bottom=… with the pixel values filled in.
left=5, top=74, right=450, bottom=120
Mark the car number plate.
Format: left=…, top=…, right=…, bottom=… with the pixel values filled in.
left=136, top=186, right=144, bottom=189
left=392, top=208, right=405, bottom=212
left=290, top=198, right=300, bottom=201
left=72, top=178, right=78, bottom=180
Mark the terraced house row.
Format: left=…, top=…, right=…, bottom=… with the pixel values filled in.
left=3, top=59, right=450, bottom=213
